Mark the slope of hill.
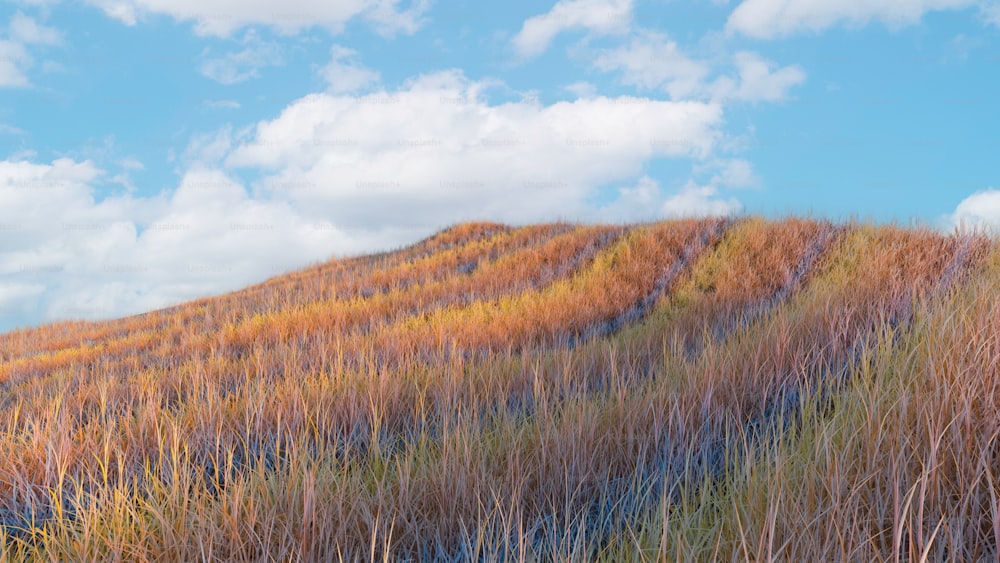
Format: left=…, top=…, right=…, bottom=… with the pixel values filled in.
left=0, top=217, right=997, bottom=560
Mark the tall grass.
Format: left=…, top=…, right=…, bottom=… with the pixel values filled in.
left=0, top=217, right=995, bottom=561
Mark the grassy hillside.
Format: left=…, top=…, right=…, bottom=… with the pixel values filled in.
left=0, top=217, right=997, bottom=561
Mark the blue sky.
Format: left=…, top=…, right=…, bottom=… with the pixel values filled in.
left=1, top=0, right=999, bottom=330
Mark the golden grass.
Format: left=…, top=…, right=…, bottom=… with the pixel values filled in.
left=0, top=224, right=577, bottom=384
left=371, top=218, right=723, bottom=358
left=0, top=217, right=995, bottom=561
left=0, top=222, right=509, bottom=361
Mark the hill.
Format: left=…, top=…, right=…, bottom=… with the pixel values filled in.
left=0, top=217, right=997, bottom=560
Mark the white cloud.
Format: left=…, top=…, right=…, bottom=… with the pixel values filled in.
left=654, top=158, right=757, bottom=219
left=513, top=0, right=632, bottom=58
left=225, top=70, right=723, bottom=227
left=708, top=51, right=805, bottom=102
left=320, top=45, right=380, bottom=94
left=564, top=81, right=597, bottom=98
left=0, top=158, right=130, bottom=261
left=203, top=99, right=241, bottom=109
left=593, top=31, right=709, bottom=99
left=87, top=0, right=429, bottom=37
left=0, top=40, right=31, bottom=87
left=662, top=180, right=743, bottom=218
left=0, top=282, right=45, bottom=312
left=706, top=158, right=760, bottom=189
left=598, top=175, right=663, bottom=222
left=0, top=14, right=61, bottom=88
left=593, top=33, right=804, bottom=103
left=950, top=188, right=1000, bottom=230
left=181, top=126, right=240, bottom=166
left=119, top=157, right=145, bottom=171
left=108, top=157, right=146, bottom=191
left=0, top=123, right=26, bottom=135
left=364, top=0, right=429, bottom=36
left=91, top=1, right=139, bottom=25
left=199, top=33, right=283, bottom=84
left=727, top=0, right=976, bottom=39
left=8, top=13, right=61, bottom=45
left=983, top=3, right=1000, bottom=26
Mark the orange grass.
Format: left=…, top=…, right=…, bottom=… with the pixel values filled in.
left=0, top=224, right=576, bottom=383
left=0, top=218, right=997, bottom=561
left=221, top=224, right=618, bottom=353
left=0, top=222, right=509, bottom=361
left=369, top=218, right=725, bottom=358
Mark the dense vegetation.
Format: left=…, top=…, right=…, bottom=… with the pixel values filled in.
left=0, top=217, right=997, bottom=561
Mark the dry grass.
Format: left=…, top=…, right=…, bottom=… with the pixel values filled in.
left=0, top=217, right=995, bottom=561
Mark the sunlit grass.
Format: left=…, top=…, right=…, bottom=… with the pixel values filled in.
left=0, top=217, right=995, bottom=560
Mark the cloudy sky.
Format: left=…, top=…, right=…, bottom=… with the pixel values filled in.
left=1, top=0, right=999, bottom=331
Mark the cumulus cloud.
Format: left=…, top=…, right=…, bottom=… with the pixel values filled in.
left=225, top=70, right=723, bottom=227
left=593, top=33, right=804, bottom=103
left=513, top=0, right=632, bottom=58
left=87, top=0, right=429, bottom=37
left=950, top=188, right=1000, bottom=231
left=727, top=0, right=977, bottom=39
